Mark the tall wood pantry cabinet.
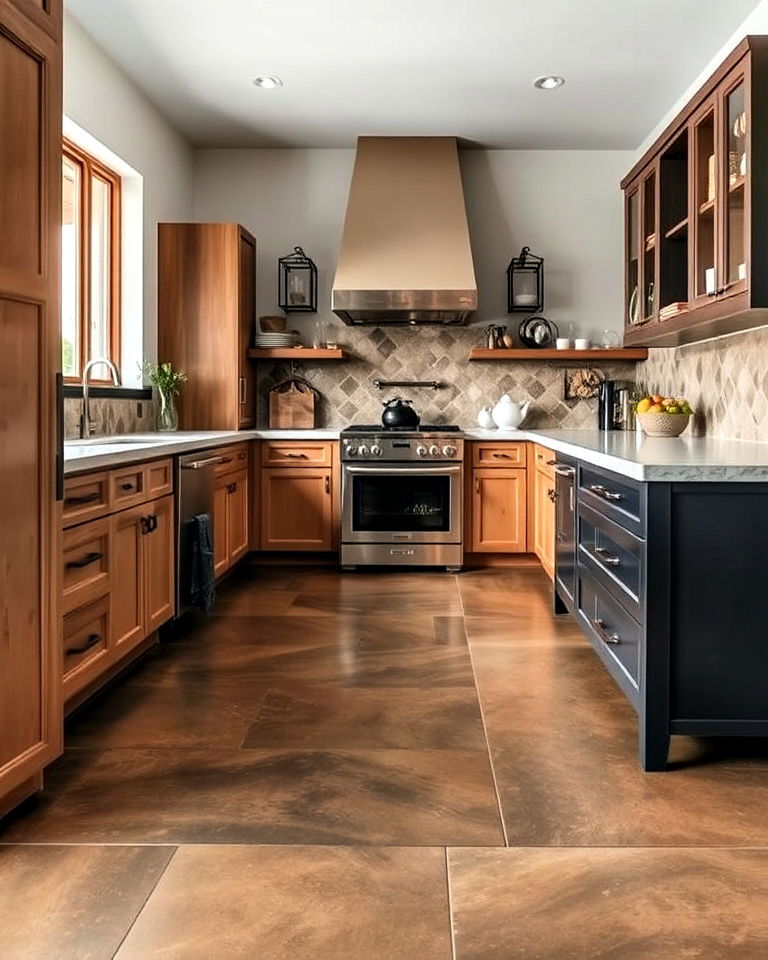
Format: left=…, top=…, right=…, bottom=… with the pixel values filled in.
left=0, top=0, right=63, bottom=815
left=158, top=223, right=257, bottom=429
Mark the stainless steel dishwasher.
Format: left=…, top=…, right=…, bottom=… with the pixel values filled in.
left=176, top=451, right=229, bottom=615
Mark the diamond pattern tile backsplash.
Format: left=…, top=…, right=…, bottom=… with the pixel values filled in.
left=639, top=326, right=768, bottom=441
left=64, top=397, right=156, bottom=439
left=258, top=327, right=638, bottom=430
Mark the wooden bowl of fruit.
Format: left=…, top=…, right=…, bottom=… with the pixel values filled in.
left=635, top=394, right=693, bottom=437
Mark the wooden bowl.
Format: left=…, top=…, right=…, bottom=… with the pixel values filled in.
left=637, top=412, right=691, bottom=437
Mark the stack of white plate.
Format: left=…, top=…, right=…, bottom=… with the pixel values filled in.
left=253, top=331, right=298, bottom=348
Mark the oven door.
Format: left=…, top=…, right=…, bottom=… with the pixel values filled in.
left=342, top=464, right=462, bottom=544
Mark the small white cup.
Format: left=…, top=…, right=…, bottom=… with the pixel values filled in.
left=556, top=338, right=571, bottom=350
left=574, top=338, right=590, bottom=350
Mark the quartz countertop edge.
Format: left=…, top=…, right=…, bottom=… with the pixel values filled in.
left=64, top=427, right=768, bottom=482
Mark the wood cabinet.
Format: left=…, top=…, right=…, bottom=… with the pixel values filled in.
left=61, top=459, right=175, bottom=703
left=260, top=442, right=337, bottom=551
left=468, top=443, right=528, bottom=554
left=158, top=223, right=257, bottom=429
left=622, top=37, right=768, bottom=346
left=212, top=445, right=250, bottom=576
left=532, top=446, right=556, bottom=579
left=0, top=0, right=62, bottom=815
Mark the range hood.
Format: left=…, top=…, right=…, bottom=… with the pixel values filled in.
left=332, top=137, right=477, bottom=325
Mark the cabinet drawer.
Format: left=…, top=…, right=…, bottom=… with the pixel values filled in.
left=145, top=458, right=174, bottom=498
left=63, top=472, right=110, bottom=527
left=110, top=464, right=146, bottom=509
left=62, top=517, right=111, bottom=615
left=63, top=595, right=110, bottom=689
left=578, top=567, right=641, bottom=690
left=472, top=442, right=527, bottom=468
left=534, top=445, right=556, bottom=479
left=262, top=441, right=333, bottom=467
left=213, top=443, right=250, bottom=476
left=579, top=465, right=645, bottom=536
left=578, top=502, right=644, bottom=621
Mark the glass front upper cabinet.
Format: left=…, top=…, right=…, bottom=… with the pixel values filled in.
left=625, top=188, right=640, bottom=325
left=692, top=101, right=717, bottom=304
left=641, top=169, right=657, bottom=322
left=723, top=73, right=748, bottom=295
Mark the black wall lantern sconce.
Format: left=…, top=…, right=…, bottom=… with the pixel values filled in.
left=278, top=246, right=318, bottom=313
left=507, top=246, right=544, bottom=313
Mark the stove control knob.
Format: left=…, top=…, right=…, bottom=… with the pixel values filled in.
left=442, top=444, right=457, bottom=458
left=358, top=444, right=369, bottom=457
left=416, top=444, right=428, bottom=457
left=370, top=443, right=382, bottom=457
left=344, top=442, right=358, bottom=456
left=428, top=444, right=440, bottom=457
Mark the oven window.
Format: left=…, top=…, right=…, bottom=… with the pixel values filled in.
left=352, top=474, right=451, bottom=532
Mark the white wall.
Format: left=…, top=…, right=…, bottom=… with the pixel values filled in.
left=193, top=147, right=632, bottom=344
left=636, top=0, right=768, bottom=158
left=64, top=13, right=194, bottom=383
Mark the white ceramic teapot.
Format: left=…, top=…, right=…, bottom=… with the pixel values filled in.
left=477, top=405, right=495, bottom=430
left=492, top=395, right=530, bottom=430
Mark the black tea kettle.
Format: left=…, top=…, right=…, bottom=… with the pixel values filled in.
left=381, top=397, right=420, bottom=429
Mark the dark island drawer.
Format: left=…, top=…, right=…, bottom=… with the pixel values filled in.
left=578, top=502, right=645, bottom=621
left=579, top=465, right=645, bottom=537
left=578, top=567, right=641, bottom=692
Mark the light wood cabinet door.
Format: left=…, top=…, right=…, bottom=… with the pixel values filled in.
left=0, top=0, right=62, bottom=805
left=261, top=468, right=333, bottom=551
left=534, top=466, right=556, bottom=580
left=212, top=477, right=230, bottom=578
left=471, top=468, right=527, bottom=553
left=110, top=506, right=144, bottom=654
left=227, top=470, right=249, bottom=564
left=143, top=495, right=175, bottom=635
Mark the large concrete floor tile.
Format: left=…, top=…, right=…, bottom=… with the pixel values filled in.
left=448, top=847, right=768, bottom=959
left=241, top=685, right=486, bottom=751
left=1, top=747, right=504, bottom=846
left=0, top=844, right=174, bottom=960
left=116, top=845, right=451, bottom=960
left=288, top=572, right=463, bottom=617
left=464, top=614, right=585, bottom=646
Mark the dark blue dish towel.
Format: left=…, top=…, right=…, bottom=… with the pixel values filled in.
left=190, top=513, right=216, bottom=616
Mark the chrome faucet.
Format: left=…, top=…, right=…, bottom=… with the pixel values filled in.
left=81, top=357, right=120, bottom=438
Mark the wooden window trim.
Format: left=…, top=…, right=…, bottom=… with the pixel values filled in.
left=63, top=139, right=122, bottom=385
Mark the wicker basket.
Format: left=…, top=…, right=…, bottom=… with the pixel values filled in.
left=637, top=412, right=691, bottom=437
left=268, top=378, right=317, bottom=429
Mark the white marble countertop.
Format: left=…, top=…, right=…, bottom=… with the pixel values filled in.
left=64, top=427, right=768, bottom=482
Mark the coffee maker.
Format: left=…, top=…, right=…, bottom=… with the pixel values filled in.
left=598, top=379, right=635, bottom=431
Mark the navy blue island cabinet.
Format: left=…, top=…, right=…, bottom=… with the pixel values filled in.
left=554, top=456, right=768, bottom=771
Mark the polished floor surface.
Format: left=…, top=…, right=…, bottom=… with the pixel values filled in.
left=2, top=563, right=768, bottom=958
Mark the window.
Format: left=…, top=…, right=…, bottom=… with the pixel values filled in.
left=62, top=140, right=121, bottom=383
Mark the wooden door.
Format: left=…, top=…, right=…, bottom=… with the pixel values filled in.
left=534, top=467, right=556, bottom=579
left=238, top=228, right=257, bottom=429
left=690, top=96, right=719, bottom=309
left=213, top=476, right=230, bottom=577
left=0, top=0, right=62, bottom=805
left=144, top=495, right=175, bottom=634
left=227, top=470, right=249, bottom=564
left=110, top=506, right=144, bottom=653
left=261, top=468, right=333, bottom=551
left=471, top=469, right=527, bottom=553
left=719, top=63, right=749, bottom=302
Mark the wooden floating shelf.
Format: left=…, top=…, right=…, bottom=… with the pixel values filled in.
left=729, top=175, right=746, bottom=193
left=698, top=198, right=716, bottom=216
left=664, top=216, right=689, bottom=240
left=247, top=347, right=348, bottom=360
left=468, top=348, right=648, bottom=361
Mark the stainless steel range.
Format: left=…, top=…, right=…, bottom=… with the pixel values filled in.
left=340, top=425, right=464, bottom=571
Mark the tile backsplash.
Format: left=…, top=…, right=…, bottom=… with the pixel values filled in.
left=64, top=396, right=157, bottom=440
left=258, top=326, right=638, bottom=430
left=639, top=326, right=768, bottom=441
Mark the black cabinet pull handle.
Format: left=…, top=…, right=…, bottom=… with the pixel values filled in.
left=120, top=482, right=135, bottom=491
left=325, top=475, right=331, bottom=494
left=65, top=492, right=100, bottom=506
left=594, top=546, right=621, bottom=567
left=141, top=515, right=158, bottom=534
left=66, top=551, right=103, bottom=570
left=66, top=633, right=102, bottom=655
left=594, top=619, right=621, bottom=645
left=547, top=488, right=557, bottom=503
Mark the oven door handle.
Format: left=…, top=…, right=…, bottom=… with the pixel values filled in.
left=344, top=465, right=462, bottom=476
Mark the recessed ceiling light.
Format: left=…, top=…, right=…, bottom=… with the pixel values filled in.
left=253, top=75, right=283, bottom=89
left=533, top=75, right=565, bottom=90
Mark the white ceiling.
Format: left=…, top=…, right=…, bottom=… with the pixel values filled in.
left=67, top=0, right=762, bottom=149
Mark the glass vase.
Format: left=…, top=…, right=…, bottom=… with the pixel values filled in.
left=157, top=390, right=178, bottom=432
